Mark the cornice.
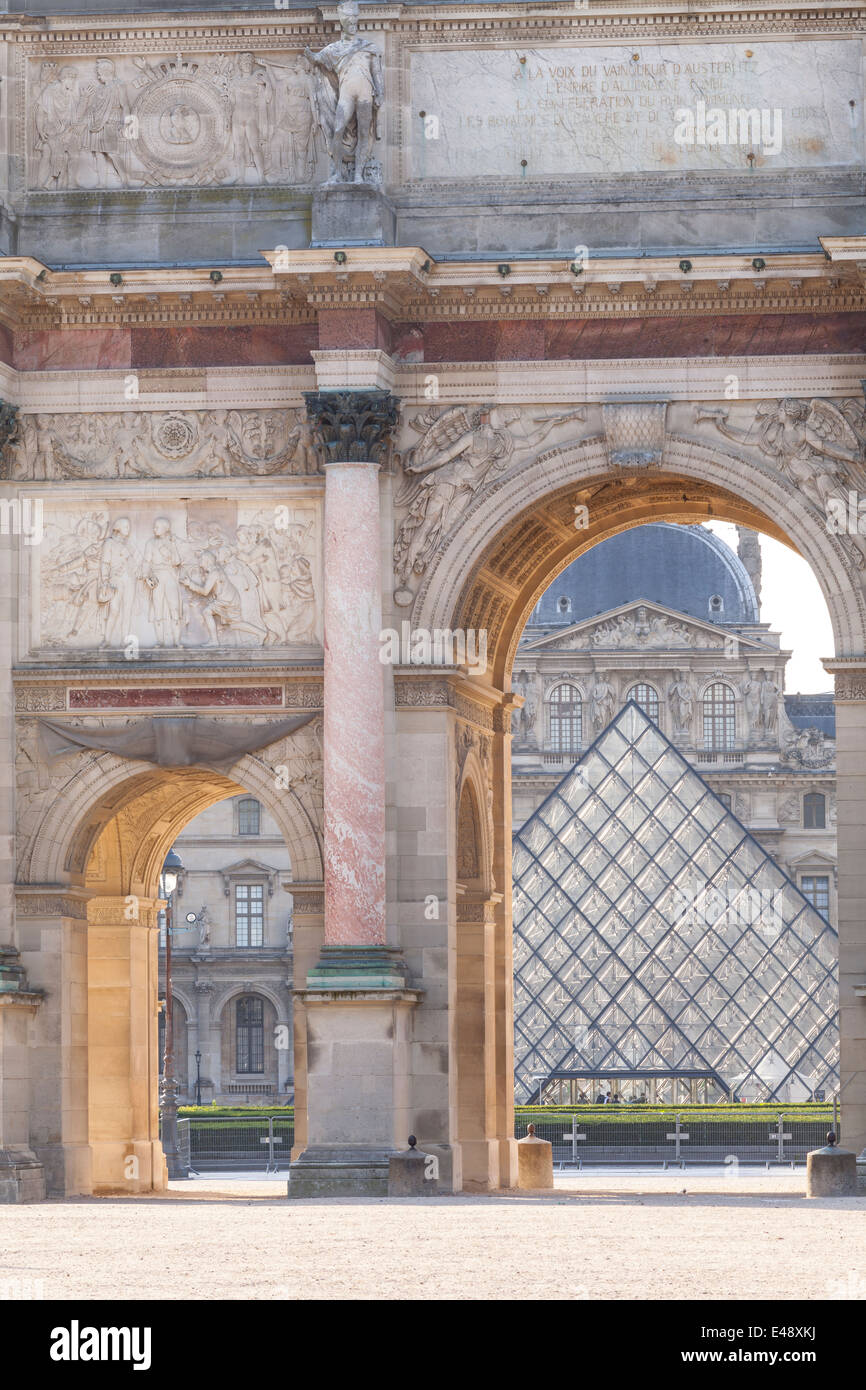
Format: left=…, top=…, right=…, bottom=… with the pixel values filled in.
left=1, top=2, right=863, bottom=44
left=1, top=247, right=864, bottom=332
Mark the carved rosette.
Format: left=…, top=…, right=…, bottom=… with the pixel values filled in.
left=303, top=390, right=399, bottom=468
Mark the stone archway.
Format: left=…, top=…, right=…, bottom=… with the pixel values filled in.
left=408, top=446, right=866, bottom=1167
left=14, top=753, right=323, bottom=1196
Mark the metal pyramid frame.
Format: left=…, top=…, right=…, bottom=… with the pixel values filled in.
left=513, top=701, right=839, bottom=1103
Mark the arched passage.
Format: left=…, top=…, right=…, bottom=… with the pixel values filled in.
left=407, top=452, right=866, bottom=1175
left=17, top=754, right=323, bottom=1195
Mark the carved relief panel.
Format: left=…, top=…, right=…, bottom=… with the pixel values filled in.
left=5, top=409, right=321, bottom=481
left=28, top=51, right=328, bottom=190
left=32, top=500, right=322, bottom=654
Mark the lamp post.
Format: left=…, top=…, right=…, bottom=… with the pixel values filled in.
left=159, top=849, right=187, bottom=1180
left=194, top=1048, right=202, bottom=1107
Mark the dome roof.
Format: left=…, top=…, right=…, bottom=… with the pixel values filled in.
left=529, top=524, right=759, bottom=628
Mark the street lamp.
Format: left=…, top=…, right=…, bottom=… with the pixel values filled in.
left=159, top=849, right=188, bottom=1180
left=194, top=1048, right=203, bottom=1107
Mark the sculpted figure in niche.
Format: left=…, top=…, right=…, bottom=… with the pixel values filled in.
left=668, top=671, right=694, bottom=730
left=97, top=517, right=139, bottom=649
left=141, top=517, right=184, bottom=647
left=589, top=671, right=616, bottom=732
left=305, top=0, right=384, bottom=185
left=230, top=52, right=273, bottom=183
left=758, top=669, right=779, bottom=735
left=80, top=59, right=128, bottom=187
left=741, top=672, right=760, bottom=739
left=34, top=65, right=81, bottom=189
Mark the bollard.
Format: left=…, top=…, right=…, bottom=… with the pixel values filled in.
left=806, top=1131, right=859, bottom=1198
left=517, top=1122, right=554, bottom=1190
left=388, top=1135, right=437, bottom=1196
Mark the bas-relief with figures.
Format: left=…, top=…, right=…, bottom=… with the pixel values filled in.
left=34, top=502, right=320, bottom=652
left=26, top=1, right=384, bottom=192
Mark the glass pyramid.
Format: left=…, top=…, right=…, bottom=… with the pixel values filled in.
left=513, top=702, right=839, bottom=1104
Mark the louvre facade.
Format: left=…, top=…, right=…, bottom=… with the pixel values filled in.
left=513, top=703, right=839, bottom=1105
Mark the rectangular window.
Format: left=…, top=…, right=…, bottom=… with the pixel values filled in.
left=237, top=798, right=261, bottom=835
left=801, top=875, right=830, bottom=921
left=236, top=997, right=264, bottom=1074
left=235, top=883, right=264, bottom=947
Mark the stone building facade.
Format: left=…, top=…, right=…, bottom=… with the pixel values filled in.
left=512, top=524, right=838, bottom=929
left=159, top=794, right=297, bottom=1105
left=0, top=0, right=865, bottom=1201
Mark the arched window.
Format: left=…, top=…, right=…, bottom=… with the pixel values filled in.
left=703, top=683, right=736, bottom=750
left=236, top=996, right=264, bottom=1074
left=803, top=792, right=826, bottom=829
left=549, top=684, right=582, bottom=753
left=237, top=797, right=261, bottom=836
left=626, top=683, right=659, bottom=723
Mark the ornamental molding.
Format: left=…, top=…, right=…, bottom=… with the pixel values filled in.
left=16, top=685, right=66, bottom=712
left=86, top=896, right=161, bottom=926
left=15, top=891, right=88, bottom=920
left=0, top=253, right=863, bottom=334
left=832, top=671, right=866, bottom=701
left=289, top=890, right=325, bottom=915
left=393, top=673, right=496, bottom=731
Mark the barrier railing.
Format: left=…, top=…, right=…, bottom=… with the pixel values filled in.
left=516, top=1108, right=830, bottom=1167
left=185, top=1113, right=295, bottom=1171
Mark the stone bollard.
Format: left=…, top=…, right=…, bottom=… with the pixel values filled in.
left=517, top=1123, right=554, bottom=1190
left=388, top=1136, right=437, bottom=1197
left=806, top=1132, right=859, bottom=1197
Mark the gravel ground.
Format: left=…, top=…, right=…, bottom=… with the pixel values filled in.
left=1, top=1172, right=864, bottom=1301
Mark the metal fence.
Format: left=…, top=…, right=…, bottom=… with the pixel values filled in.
left=165, top=1107, right=830, bottom=1173
left=184, top=1114, right=295, bottom=1171
left=515, top=1110, right=832, bottom=1167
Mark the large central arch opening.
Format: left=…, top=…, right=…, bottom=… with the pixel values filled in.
left=434, top=459, right=861, bottom=1181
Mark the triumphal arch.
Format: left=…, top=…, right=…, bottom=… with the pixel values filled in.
left=0, top=0, right=864, bottom=1199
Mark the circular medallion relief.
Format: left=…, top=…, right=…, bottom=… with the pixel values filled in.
left=133, top=77, right=228, bottom=180
left=153, top=413, right=198, bottom=460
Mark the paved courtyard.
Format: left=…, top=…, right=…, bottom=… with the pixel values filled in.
left=2, top=1173, right=864, bottom=1301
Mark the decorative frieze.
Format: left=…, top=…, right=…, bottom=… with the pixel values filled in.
left=5, top=409, right=320, bottom=481
left=15, top=893, right=88, bottom=920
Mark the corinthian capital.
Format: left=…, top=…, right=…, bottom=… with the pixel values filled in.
left=303, top=390, right=399, bottom=468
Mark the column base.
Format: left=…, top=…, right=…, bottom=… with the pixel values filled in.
left=35, top=1141, right=92, bottom=1197
left=306, top=945, right=410, bottom=990
left=287, top=1146, right=392, bottom=1198
left=0, top=1147, right=45, bottom=1203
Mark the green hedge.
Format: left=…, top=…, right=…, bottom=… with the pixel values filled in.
left=515, top=1103, right=834, bottom=1125
left=179, top=1105, right=294, bottom=1118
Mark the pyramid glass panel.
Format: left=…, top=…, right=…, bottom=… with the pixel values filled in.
left=514, top=702, right=839, bottom=1102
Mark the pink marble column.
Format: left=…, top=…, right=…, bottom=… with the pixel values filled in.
left=322, top=458, right=387, bottom=946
